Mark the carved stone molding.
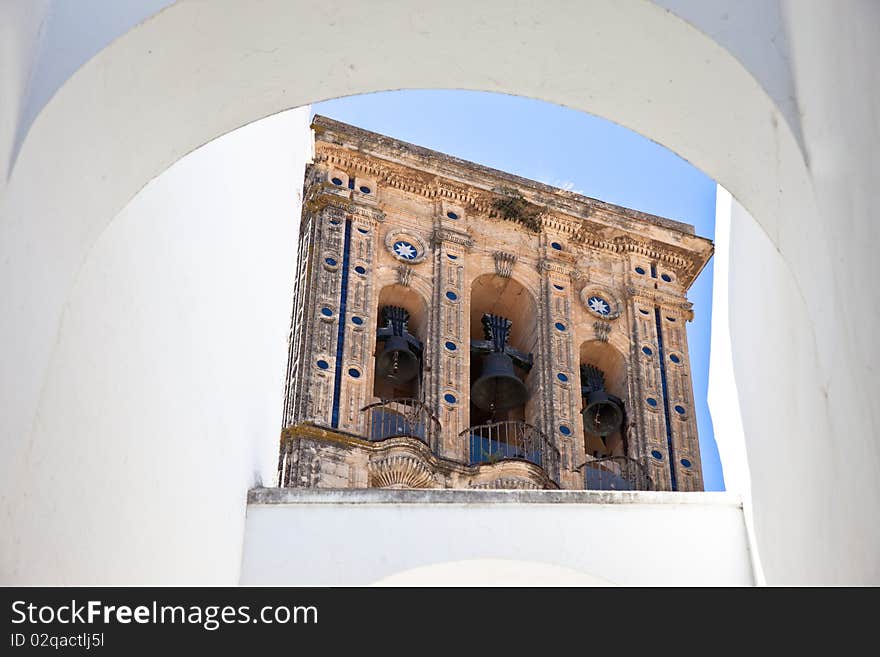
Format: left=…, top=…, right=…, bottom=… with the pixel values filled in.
left=493, top=251, right=517, bottom=278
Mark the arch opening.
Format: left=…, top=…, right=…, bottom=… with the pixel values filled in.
left=468, top=274, right=538, bottom=426
left=372, top=284, right=428, bottom=402
left=579, top=340, right=628, bottom=459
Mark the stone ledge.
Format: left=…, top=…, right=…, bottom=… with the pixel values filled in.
left=248, top=487, right=741, bottom=507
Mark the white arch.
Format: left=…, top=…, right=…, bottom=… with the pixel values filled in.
left=1, top=0, right=877, bottom=584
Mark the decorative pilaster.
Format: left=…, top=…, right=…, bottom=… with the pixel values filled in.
left=653, top=305, right=703, bottom=491
left=334, top=204, right=385, bottom=436
left=428, top=227, right=472, bottom=461
left=536, top=258, right=580, bottom=486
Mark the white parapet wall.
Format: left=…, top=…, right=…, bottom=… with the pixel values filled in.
left=240, top=489, right=755, bottom=586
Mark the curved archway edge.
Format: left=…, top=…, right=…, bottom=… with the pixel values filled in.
left=1, top=0, right=876, bottom=584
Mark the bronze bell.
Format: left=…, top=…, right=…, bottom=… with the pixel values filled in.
left=580, top=364, right=624, bottom=436
left=471, top=351, right=529, bottom=412
left=375, top=306, right=421, bottom=385
left=582, top=389, right=624, bottom=436
left=470, top=314, right=532, bottom=413
left=375, top=334, right=419, bottom=384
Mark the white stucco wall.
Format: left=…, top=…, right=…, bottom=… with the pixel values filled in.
left=0, top=106, right=311, bottom=584
left=241, top=490, right=754, bottom=586
left=1, top=0, right=878, bottom=585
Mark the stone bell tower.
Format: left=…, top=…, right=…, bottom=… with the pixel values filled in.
left=279, top=116, right=714, bottom=492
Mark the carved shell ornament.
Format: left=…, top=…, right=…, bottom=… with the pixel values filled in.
left=581, top=286, right=622, bottom=320
left=369, top=454, right=435, bottom=489
left=384, top=229, right=429, bottom=264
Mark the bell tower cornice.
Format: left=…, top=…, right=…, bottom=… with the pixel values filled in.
left=311, top=116, right=713, bottom=289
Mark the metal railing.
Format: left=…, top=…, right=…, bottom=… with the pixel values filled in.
left=360, top=398, right=441, bottom=450
left=462, top=420, right=559, bottom=476
left=580, top=455, right=653, bottom=491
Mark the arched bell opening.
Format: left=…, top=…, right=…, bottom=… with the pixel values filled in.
left=579, top=340, right=628, bottom=459
left=372, top=285, right=428, bottom=402
left=467, top=274, right=539, bottom=465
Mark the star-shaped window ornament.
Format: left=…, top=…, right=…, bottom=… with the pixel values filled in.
left=588, top=296, right=611, bottom=316
left=393, top=241, right=418, bottom=260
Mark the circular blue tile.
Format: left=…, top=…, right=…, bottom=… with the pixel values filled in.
left=651, top=450, right=664, bottom=460
left=674, top=405, right=686, bottom=415
left=351, top=316, right=363, bottom=325
left=329, top=218, right=341, bottom=225
left=642, top=346, right=653, bottom=356
left=551, top=242, right=562, bottom=251
left=325, top=257, right=337, bottom=267
left=316, top=360, right=329, bottom=370
left=559, top=425, right=571, bottom=436
left=646, top=397, right=658, bottom=407
left=635, top=266, right=646, bottom=275
left=670, top=354, right=681, bottom=363
left=557, top=372, right=568, bottom=382
left=446, top=211, right=458, bottom=220
left=359, top=185, right=371, bottom=194
left=320, top=307, right=333, bottom=317
left=639, top=308, right=650, bottom=315
left=553, top=284, right=565, bottom=290
left=444, top=393, right=457, bottom=404
left=348, top=368, right=361, bottom=378
left=444, top=341, right=457, bottom=351
left=554, top=322, right=566, bottom=331
left=680, top=458, right=692, bottom=468
left=445, top=291, right=458, bottom=301
left=666, top=316, right=676, bottom=322
left=330, top=177, right=343, bottom=186
left=354, top=266, right=366, bottom=275
left=661, top=273, right=672, bottom=282
left=357, top=227, right=369, bottom=234
left=447, top=254, right=458, bottom=260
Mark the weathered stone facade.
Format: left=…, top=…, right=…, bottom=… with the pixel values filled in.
left=280, top=116, right=713, bottom=492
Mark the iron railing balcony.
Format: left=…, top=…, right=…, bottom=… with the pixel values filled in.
left=579, top=455, right=654, bottom=491
left=462, top=420, right=560, bottom=478
left=360, top=398, right=441, bottom=451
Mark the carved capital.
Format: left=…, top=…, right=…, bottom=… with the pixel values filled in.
left=431, top=227, right=474, bottom=249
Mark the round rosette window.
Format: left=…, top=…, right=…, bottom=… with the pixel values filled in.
left=385, top=230, right=428, bottom=264
left=580, top=286, right=621, bottom=320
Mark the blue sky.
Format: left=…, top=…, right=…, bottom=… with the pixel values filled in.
left=312, top=90, right=723, bottom=491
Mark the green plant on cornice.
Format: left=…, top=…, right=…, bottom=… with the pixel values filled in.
left=491, top=186, right=543, bottom=233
